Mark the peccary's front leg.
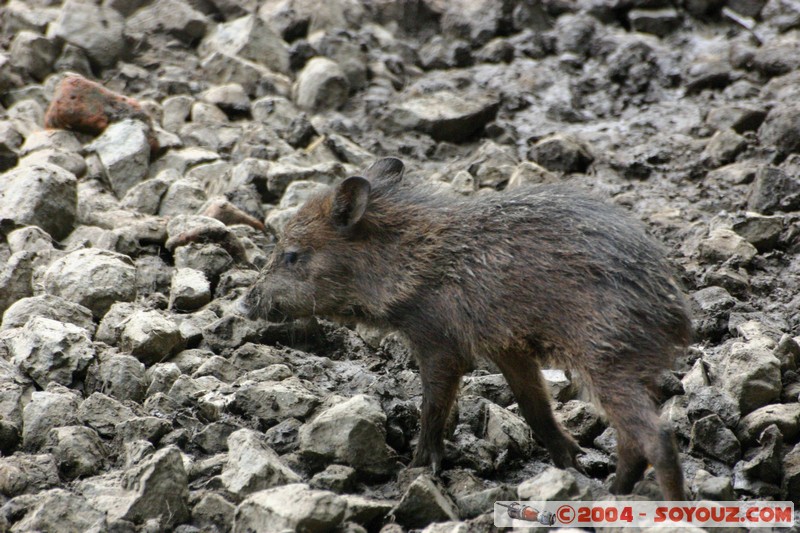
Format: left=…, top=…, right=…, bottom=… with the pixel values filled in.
left=410, top=350, right=466, bottom=474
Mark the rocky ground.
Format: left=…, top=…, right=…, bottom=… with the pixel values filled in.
left=1, top=0, right=800, bottom=531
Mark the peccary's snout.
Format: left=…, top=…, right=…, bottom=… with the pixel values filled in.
left=238, top=280, right=290, bottom=323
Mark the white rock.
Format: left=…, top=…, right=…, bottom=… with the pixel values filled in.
left=6, top=317, right=95, bottom=389
left=87, top=119, right=151, bottom=198
left=43, top=248, right=137, bottom=318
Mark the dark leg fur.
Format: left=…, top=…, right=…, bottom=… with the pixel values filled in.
left=493, top=352, right=583, bottom=470
left=596, top=381, right=685, bottom=501
left=410, top=351, right=465, bottom=474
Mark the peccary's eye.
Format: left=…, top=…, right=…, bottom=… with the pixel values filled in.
left=282, top=251, right=299, bottom=266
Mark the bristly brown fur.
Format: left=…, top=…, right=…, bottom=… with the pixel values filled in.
left=242, top=157, right=692, bottom=500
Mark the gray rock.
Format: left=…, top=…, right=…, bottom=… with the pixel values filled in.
left=233, top=483, right=346, bottom=533
left=461, top=374, right=514, bottom=406
left=120, top=445, right=190, bottom=527
left=8, top=488, right=107, bottom=533
left=731, top=212, right=784, bottom=252
left=158, top=178, right=208, bottom=216
left=687, top=386, right=740, bottom=428
left=298, top=394, right=394, bottom=476
left=1, top=294, right=95, bottom=335
left=200, top=14, right=289, bottom=74
left=174, top=243, right=233, bottom=284
left=232, top=377, right=320, bottom=425
left=7, top=225, right=54, bottom=254
left=78, top=392, right=137, bottom=438
left=276, top=177, right=331, bottom=207
left=170, top=268, right=211, bottom=311
left=19, top=147, right=87, bottom=177
left=127, top=0, right=208, bottom=44
left=440, top=0, right=512, bottom=46
left=45, top=425, right=107, bottom=479
left=392, top=475, right=459, bottom=529
left=43, top=249, right=137, bottom=318
left=517, top=466, right=583, bottom=501
left=0, top=251, right=34, bottom=316
left=736, top=403, right=800, bottom=444
left=220, top=428, right=301, bottom=497
left=49, top=0, right=124, bottom=67
left=628, top=8, right=681, bottom=37
left=121, top=169, right=176, bottom=214
left=310, top=464, right=357, bottom=494
left=556, top=399, right=605, bottom=446
left=293, top=57, right=350, bottom=111
left=528, top=134, right=593, bottom=174
left=752, top=39, right=800, bottom=77
left=88, top=352, right=147, bottom=403
left=6, top=316, right=95, bottom=389
left=734, top=424, right=783, bottom=492
left=482, top=401, right=534, bottom=457
left=192, top=492, right=236, bottom=533
left=507, top=161, right=558, bottom=188
left=340, top=494, right=394, bottom=529
left=706, top=104, right=767, bottom=133
left=703, top=129, right=746, bottom=167
left=264, top=418, right=303, bottom=455
left=720, top=339, right=781, bottom=415
left=0, top=163, right=77, bottom=240
left=689, top=414, right=741, bottom=464
left=784, top=441, right=800, bottom=504
left=119, top=309, right=184, bottom=366
left=191, top=101, right=229, bottom=124
left=10, top=30, right=57, bottom=81
left=146, top=362, right=184, bottom=397
left=201, top=51, right=289, bottom=97
left=87, top=119, right=151, bottom=199
left=116, top=416, right=173, bottom=445
left=193, top=355, right=238, bottom=383
left=201, top=83, right=251, bottom=117
left=759, top=104, right=800, bottom=156
left=693, top=469, right=735, bottom=501
left=21, top=386, right=80, bottom=450
left=0, top=454, right=59, bottom=497
left=193, top=420, right=240, bottom=453
left=690, top=286, right=736, bottom=340
left=162, top=95, right=194, bottom=132
left=746, top=166, right=800, bottom=215
left=698, top=228, right=757, bottom=264
left=385, top=91, right=499, bottom=143
left=95, top=302, right=138, bottom=345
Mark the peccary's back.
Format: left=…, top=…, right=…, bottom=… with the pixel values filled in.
left=380, top=182, right=691, bottom=371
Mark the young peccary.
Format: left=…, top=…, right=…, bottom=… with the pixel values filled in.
left=241, top=157, right=691, bottom=500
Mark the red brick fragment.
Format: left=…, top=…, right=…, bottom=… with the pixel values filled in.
left=44, top=74, right=160, bottom=152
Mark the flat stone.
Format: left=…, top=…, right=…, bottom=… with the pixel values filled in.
left=385, top=91, right=499, bottom=143
left=233, top=483, right=346, bottom=532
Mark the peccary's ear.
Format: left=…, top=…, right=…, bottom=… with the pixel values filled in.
left=364, top=157, right=404, bottom=186
left=332, top=176, right=371, bottom=228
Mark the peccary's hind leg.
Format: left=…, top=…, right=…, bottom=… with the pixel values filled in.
left=493, top=352, right=583, bottom=470
left=610, top=432, right=648, bottom=495
left=410, top=351, right=466, bottom=474
left=597, top=384, right=685, bottom=501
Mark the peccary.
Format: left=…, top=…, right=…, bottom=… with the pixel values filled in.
left=241, top=157, right=691, bottom=500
